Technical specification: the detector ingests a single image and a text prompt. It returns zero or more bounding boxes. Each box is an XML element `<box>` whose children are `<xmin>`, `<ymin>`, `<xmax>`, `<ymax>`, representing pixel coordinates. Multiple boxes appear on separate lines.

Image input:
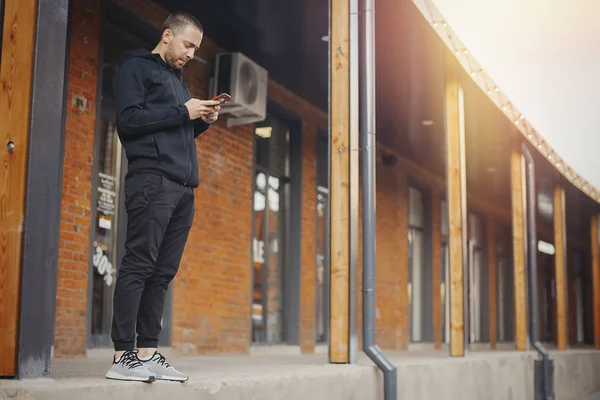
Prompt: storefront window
<box><xmin>495</xmin><ymin>226</ymin><xmax>514</xmax><ymax>343</ymax></box>
<box><xmin>89</xmin><ymin>20</ymin><xmax>137</xmax><ymax>344</ymax></box>
<box><xmin>252</xmin><ymin>115</ymin><xmax>290</xmax><ymax>344</ymax></box>
<box><xmin>408</xmin><ymin>186</ymin><xmax>425</xmax><ymax>342</ymax></box>
<box><xmin>441</xmin><ymin>200</ymin><xmax>450</xmax><ymax>344</ymax></box>
<box><xmin>497</xmin><ymin>256</ymin><xmax>511</xmax><ymax>342</ymax></box>
<box><xmin>91</xmin><ymin>118</ymin><xmax>123</xmax><ymax>337</ymax></box>
<box><xmin>468</xmin><ymin>213</ymin><xmax>486</xmax><ymax>343</ymax></box>
<box><xmin>538</xmin><ymin>251</ymin><xmax>556</xmax><ymax>343</ymax></box>
<box><xmin>315</xmin><ymin>134</ymin><xmax>329</xmax><ymax>343</ymax></box>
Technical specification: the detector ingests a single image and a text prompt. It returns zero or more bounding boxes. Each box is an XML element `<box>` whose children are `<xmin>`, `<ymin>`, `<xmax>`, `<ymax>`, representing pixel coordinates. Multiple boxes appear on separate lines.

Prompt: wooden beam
<box><xmin>444</xmin><ymin>70</ymin><xmax>466</xmax><ymax>357</ymax></box>
<box><xmin>554</xmin><ymin>185</ymin><xmax>568</xmax><ymax>350</ymax></box>
<box><xmin>488</xmin><ymin>217</ymin><xmax>497</xmax><ymax>349</ymax></box>
<box><xmin>511</xmin><ymin>149</ymin><xmax>528</xmax><ymax>351</ymax></box>
<box><xmin>0</xmin><ymin>0</ymin><xmax>38</xmax><ymax>377</ymax></box>
<box><xmin>432</xmin><ymin>189</ymin><xmax>442</xmax><ymax>349</ymax></box>
<box><xmin>591</xmin><ymin>214</ymin><xmax>600</xmax><ymax>349</ymax></box>
<box><xmin>329</xmin><ymin>0</ymin><xmax>350</xmax><ymax>363</ymax></box>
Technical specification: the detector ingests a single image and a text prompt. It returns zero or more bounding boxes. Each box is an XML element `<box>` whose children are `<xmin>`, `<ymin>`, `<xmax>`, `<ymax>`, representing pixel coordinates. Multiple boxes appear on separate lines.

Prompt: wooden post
<box><xmin>591</xmin><ymin>214</ymin><xmax>600</xmax><ymax>349</ymax></box>
<box><xmin>329</xmin><ymin>0</ymin><xmax>350</xmax><ymax>363</ymax></box>
<box><xmin>554</xmin><ymin>185</ymin><xmax>568</xmax><ymax>350</ymax></box>
<box><xmin>0</xmin><ymin>0</ymin><xmax>38</xmax><ymax>377</ymax></box>
<box><xmin>432</xmin><ymin>190</ymin><xmax>442</xmax><ymax>350</ymax></box>
<box><xmin>444</xmin><ymin>69</ymin><xmax>466</xmax><ymax>357</ymax></box>
<box><xmin>488</xmin><ymin>217</ymin><xmax>497</xmax><ymax>349</ymax></box>
<box><xmin>511</xmin><ymin>149</ymin><xmax>528</xmax><ymax>351</ymax></box>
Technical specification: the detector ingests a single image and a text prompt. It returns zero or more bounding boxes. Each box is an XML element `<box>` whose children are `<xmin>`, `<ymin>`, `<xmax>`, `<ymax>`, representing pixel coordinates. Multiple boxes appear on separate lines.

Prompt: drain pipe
<box><xmin>521</xmin><ymin>143</ymin><xmax>553</xmax><ymax>400</ymax></box>
<box><xmin>359</xmin><ymin>0</ymin><xmax>397</xmax><ymax>398</ymax></box>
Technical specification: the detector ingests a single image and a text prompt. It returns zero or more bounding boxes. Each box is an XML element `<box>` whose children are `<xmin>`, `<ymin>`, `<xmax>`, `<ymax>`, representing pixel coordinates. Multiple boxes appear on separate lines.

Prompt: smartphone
<box><xmin>212</xmin><ymin>93</ymin><xmax>232</xmax><ymax>105</ymax></box>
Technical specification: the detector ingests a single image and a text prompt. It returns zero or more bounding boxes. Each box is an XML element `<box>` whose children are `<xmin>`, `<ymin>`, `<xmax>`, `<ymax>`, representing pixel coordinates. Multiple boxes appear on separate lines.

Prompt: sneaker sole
<box><xmin>154</xmin><ymin>374</ymin><xmax>189</xmax><ymax>382</ymax></box>
<box><xmin>105</xmin><ymin>371</ymin><xmax>156</xmax><ymax>383</ymax></box>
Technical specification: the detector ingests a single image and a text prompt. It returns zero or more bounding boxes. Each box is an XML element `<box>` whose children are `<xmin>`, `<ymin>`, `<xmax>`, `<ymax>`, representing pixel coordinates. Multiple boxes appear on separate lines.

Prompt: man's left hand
<box><xmin>201</xmin><ymin>105</ymin><xmax>220</xmax><ymax>124</ymax></box>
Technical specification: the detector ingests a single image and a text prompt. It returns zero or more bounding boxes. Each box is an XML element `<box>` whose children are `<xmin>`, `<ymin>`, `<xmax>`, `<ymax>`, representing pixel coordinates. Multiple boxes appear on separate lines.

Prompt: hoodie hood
<box><xmin>118</xmin><ymin>48</ymin><xmax>170</xmax><ymax>69</ymax></box>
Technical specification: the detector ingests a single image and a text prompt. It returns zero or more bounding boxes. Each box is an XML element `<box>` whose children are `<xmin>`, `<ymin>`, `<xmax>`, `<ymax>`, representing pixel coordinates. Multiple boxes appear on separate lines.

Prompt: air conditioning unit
<box><xmin>211</xmin><ymin>52</ymin><xmax>268</xmax><ymax>127</ymax></box>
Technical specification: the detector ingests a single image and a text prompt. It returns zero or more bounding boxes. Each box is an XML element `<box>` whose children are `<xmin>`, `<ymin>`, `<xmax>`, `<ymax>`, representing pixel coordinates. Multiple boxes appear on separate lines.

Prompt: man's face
<box><xmin>163</xmin><ymin>25</ymin><xmax>202</xmax><ymax>70</ymax></box>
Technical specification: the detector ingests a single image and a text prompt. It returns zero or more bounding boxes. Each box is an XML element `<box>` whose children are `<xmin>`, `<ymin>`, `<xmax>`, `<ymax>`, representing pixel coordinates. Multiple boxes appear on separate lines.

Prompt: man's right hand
<box><xmin>185</xmin><ymin>99</ymin><xmax>220</xmax><ymax>120</ymax></box>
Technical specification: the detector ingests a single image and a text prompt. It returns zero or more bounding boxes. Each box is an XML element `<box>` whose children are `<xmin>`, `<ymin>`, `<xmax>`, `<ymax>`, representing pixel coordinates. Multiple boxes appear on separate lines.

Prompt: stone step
<box><xmin>1</xmin><ymin>349</ymin><xmax>599</xmax><ymax>400</ymax></box>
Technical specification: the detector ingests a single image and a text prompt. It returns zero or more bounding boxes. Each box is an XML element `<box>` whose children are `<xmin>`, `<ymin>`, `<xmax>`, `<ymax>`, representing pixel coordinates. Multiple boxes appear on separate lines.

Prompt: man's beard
<box><xmin>166</xmin><ymin>50</ymin><xmax>184</xmax><ymax>70</ymax></box>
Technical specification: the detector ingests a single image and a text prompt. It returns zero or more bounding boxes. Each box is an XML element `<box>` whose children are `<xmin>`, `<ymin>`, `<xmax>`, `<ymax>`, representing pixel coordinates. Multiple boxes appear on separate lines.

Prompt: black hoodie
<box><xmin>113</xmin><ymin>48</ymin><xmax>211</xmax><ymax>188</ymax></box>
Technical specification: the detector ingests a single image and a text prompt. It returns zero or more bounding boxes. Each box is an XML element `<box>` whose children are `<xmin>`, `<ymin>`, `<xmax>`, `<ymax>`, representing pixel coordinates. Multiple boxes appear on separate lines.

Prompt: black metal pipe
<box><xmin>359</xmin><ymin>0</ymin><xmax>397</xmax><ymax>398</ymax></box>
<box><xmin>521</xmin><ymin>143</ymin><xmax>552</xmax><ymax>400</ymax></box>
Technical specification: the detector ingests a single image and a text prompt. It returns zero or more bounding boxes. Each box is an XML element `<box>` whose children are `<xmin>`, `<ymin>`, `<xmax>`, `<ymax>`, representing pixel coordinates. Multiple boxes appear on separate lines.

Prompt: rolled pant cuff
<box><xmin>136</xmin><ymin>339</ymin><xmax>159</xmax><ymax>349</ymax></box>
<box><xmin>113</xmin><ymin>341</ymin><xmax>135</xmax><ymax>352</ymax></box>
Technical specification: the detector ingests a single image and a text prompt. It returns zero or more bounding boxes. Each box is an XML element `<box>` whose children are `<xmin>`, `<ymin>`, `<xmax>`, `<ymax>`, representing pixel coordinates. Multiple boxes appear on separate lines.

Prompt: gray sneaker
<box><xmin>140</xmin><ymin>352</ymin><xmax>188</xmax><ymax>382</ymax></box>
<box><xmin>105</xmin><ymin>350</ymin><xmax>156</xmax><ymax>382</ymax></box>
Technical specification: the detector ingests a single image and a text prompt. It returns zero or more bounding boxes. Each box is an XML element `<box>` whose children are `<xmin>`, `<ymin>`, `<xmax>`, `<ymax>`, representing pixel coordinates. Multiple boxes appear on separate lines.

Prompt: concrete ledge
<box><xmin>1</xmin><ymin>349</ymin><xmax>599</xmax><ymax>400</ymax></box>
<box><xmin>553</xmin><ymin>350</ymin><xmax>600</xmax><ymax>400</ymax></box>
<box><xmin>0</xmin><ymin>365</ymin><xmax>377</xmax><ymax>400</ymax></box>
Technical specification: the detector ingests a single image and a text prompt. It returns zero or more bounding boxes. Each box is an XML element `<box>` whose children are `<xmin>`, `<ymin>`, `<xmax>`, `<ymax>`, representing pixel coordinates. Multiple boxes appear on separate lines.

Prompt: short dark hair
<box><xmin>163</xmin><ymin>11</ymin><xmax>204</xmax><ymax>35</ymax></box>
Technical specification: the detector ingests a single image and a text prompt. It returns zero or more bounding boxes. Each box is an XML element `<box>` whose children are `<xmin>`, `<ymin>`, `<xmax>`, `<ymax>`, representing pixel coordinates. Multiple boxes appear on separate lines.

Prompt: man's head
<box><xmin>158</xmin><ymin>12</ymin><xmax>204</xmax><ymax>70</ymax></box>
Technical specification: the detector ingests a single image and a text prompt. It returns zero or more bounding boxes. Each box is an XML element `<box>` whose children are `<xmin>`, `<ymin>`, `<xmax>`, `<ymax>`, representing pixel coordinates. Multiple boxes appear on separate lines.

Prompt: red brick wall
<box><xmin>375</xmin><ymin>157</ymin><xmax>408</xmax><ymax>350</ymax></box>
<box><xmin>55</xmin><ymin>0</ymin><xmax>325</xmax><ymax>356</ymax></box>
<box><xmin>300</xmin><ymin>125</ymin><xmax>317</xmax><ymax>353</ymax></box>
<box><xmin>354</xmin><ymin>153</ymin><xmax>411</xmax><ymax>352</ymax></box>
<box><xmin>54</xmin><ymin>0</ymin><xmax>101</xmax><ymax>356</ymax></box>
<box><xmin>174</xmin><ymin>123</ymin><xmax>254</xmax><ymax>354</ymax></box>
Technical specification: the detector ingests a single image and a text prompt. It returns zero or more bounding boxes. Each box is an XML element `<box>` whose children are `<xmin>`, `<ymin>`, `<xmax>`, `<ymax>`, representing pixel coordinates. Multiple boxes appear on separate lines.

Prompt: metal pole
<box><xmin>521</xmin><ymin>143</ymin><xmax>553</xmax><ymax>400</ymax></box>
<box><xmin>349</xmin><ymin>0</ymin><xmax>360</xmax><ymax>365</ymax></box>
<box><xmin>359</xmin><ymin>0</ymin><xmax>397</xmax><ymax>398</ymax></box>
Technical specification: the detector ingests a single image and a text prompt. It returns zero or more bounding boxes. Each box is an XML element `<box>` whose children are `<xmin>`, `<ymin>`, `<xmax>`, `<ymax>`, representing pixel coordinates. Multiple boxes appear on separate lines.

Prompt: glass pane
<box><xmin>538</xmin><ymin>255</ymin><xmax>555</xmax><ymax>342</ymax></box>
<box><xmin>255</xmin><ymin>116</ymin><xmax>290</xmax><ymax>178</ymax></box>
<box><xmin>469</xmin><ymin>214</ymin><xmax>484</xmax><ymax>246</ymax></box>
<box><xmin>574</xmin><ymin>252</ymin><xmax>585</xmax><ymax>343</ymax></box>
<box><xmin>442</xmin><ymin>244</ymin><xmax>450</xmax><ymax>344</ymax></box>
<box><xmin>441</xmin><ymin>200</ymin><xmax>449</xmax><ymax>238</ymax></box>
<box><xmin>266</xmin><ymin>177</ymin><xmax>285</xmax><ymax>344</ymax></box>
<box><xmin>408</xmin><ymin>187</ymin><xmax>424</xmax><ymax>229</ymax></box>
<box><xmin>316</xmin><ymin>135</ymin><xmax>329</xmax><ymax>188</ymax></box>
<box><xmin>409</xmin><ymin>228</ymin><xmax>423</xmax><ymax>342</ymax></box>
<box><xmin>470</xmin><ymin>249</ymin><xmax>484</xmax><ymax>342</ymax></box>
<box><xmin>252</xmin><ymin>172</ymin><xmax>287</xmax><ymax>344</ymax></box>
<box><xmin>251</xmin><ymin>113</ymin><xmax>291</xmax><ymax>345</ymax></box>
<box><xmin>497</xmin><ymin>258</ymin><xmax>506</xmax><ymax>342</ymax></box>
<box><xmin>91</xmin><ymin>119</ymin><xmax>122</xmax><ymax>335</ymax></box>
<box><xmin>316</xmin><ymin>189</ymin><xmax>328</xmax><ymax>342</ymax></box>
<box><xmin>252</xmin><ymin>173</ymin><xmax>266</xmax><ymax>342</ymax></box>
<box><xmin>504</xmin><ymin>256</ymin><xmax>515</xmax><ymax>342</ymax></box>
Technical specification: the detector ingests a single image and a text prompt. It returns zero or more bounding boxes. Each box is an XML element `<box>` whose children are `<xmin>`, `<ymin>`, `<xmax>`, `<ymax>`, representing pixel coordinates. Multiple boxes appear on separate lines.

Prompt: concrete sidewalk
<box><xmin>3</xmin><ymin>353</ymin><xmax>377</xmax><ymax>400</ymax></box>
<box><xmin>1</xmin><ymin>349</ymin><xmax>599</xmax><ymax>400</ymax></box>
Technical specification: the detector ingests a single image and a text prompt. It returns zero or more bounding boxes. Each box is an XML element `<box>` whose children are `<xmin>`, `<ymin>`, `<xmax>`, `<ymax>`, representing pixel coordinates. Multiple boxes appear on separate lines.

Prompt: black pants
<box><xmin>111</xmin><ymin>174</ymin><xmax>194</xmax><ymax>351</ymax></box>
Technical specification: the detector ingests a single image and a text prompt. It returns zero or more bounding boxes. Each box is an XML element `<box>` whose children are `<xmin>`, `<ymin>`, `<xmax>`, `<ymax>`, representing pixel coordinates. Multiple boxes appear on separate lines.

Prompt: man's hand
<box><xmin>201</xmin><ymin>105</ymin><xmax>220</xmax><ymax>124</ymax></box>
<box><xmin>185</xmin><ymin>99</ymin><xmax>220</xmax><ymax>120</ymax></box>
